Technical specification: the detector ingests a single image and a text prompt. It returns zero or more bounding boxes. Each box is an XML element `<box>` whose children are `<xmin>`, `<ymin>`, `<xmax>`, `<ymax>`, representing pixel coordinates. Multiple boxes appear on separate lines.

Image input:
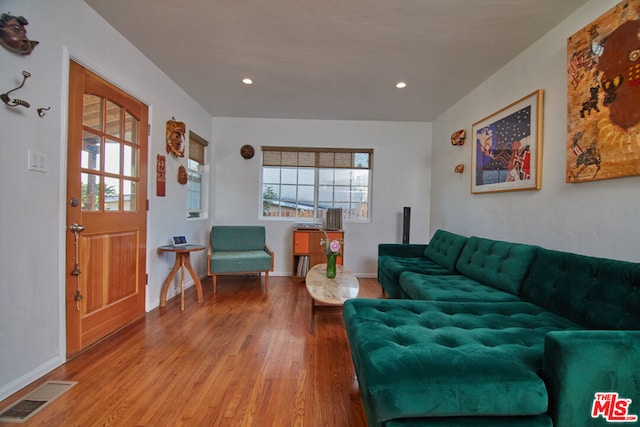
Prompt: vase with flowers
<box><xmin>320</xmin><ymin>231</ymin><xmax>343</xmax><ymax>279</ymax></box>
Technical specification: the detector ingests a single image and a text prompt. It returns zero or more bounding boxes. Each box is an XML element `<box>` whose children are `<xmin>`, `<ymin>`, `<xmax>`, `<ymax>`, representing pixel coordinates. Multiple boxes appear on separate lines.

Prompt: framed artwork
<box><xmin>567</xmin><ymin>0</ymin><xmax>640</xmax><ymax>182</ymax></box>
<box><xmin>471</xmin><ymin>90</ymin><xmax>543</xmax><ymax>194</ymax></box>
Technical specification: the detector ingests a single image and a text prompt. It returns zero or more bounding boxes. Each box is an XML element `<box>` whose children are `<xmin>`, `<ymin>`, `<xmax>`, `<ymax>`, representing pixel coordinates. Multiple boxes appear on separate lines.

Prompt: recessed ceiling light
<box><xmin>242</xmin><ymin>78</ymin><xmax>253</xmax><ymax>85</ymax></box>
<box><xmin>396</xmin><ymin>81</ymin><xmax>407</xmax><ymax>89</ymax></box>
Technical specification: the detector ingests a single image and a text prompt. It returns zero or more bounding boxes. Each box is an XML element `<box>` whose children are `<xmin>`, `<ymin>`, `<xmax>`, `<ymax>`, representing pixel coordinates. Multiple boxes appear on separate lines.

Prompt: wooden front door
<box><xmin>66</xmin><ymin>61</ymin><xmax>148</xmax><ymax>357</ymax></box>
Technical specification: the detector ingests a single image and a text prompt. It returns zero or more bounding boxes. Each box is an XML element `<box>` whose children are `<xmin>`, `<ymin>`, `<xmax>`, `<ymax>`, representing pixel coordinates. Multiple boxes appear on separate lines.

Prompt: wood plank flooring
<box><xmin>0</xmin><ymin>275</ymin><xmax>383</xmax><ymax>426</ymax></box>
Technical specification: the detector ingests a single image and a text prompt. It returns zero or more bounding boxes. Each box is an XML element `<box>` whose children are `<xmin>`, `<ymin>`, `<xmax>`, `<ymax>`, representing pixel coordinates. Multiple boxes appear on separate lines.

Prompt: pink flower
<box><xmin>329</xmin><ymin>239</ymin><xmax>341</xmax><ymax>253</ymax></box>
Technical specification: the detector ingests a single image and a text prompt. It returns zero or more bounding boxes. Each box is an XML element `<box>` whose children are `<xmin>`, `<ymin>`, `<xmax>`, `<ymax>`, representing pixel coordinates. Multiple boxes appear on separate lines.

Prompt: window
<box><xmin>261</xmin><ymin>147</ymin><xmax>372</xmax><ymax>222</ymax></box>
<box><xmin>187</xmin><ymin>131</ymin><xmax>209</xmax><ymax>218</ymax></box>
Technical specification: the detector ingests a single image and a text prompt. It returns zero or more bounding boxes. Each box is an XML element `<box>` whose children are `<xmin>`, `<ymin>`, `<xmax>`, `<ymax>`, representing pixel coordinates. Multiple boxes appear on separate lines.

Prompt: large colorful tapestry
<box><xmin>567</xmin><ymin>0</ymin><xmax>640</xmax><ymax>182</ymax></box>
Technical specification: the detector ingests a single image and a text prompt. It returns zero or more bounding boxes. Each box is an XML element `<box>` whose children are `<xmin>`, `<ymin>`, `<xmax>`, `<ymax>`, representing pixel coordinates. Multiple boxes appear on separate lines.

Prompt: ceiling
<box><xmin>84</xmin><ymin>0</ymin><xmax>589</xmax><ymax>122</ymax></box>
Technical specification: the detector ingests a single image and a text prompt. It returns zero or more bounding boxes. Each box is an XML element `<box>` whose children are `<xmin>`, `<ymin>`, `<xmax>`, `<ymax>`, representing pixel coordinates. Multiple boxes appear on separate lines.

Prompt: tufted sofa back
<box><xmin>520</xmin><ymin>248</ymin><xmax>640</xmax><ymax>330</ymax></box>
<box><xmin>455</xmin><ymin>236</ymin><xmax>539</xmax><ymax>295</ymax></box>
<box><xmin>211</xmin><ymin>225</ymin><xmax>266</xmax><ymax>252</ymax></box>
<box><xmin>422</xmin><ymin>229</ymin><xmax>468</xmax><ymax>272</ymax></box>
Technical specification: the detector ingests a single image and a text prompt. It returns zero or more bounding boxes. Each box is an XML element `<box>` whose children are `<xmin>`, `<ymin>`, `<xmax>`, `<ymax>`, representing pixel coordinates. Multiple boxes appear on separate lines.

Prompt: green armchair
<box><xmin>207</xmin><ymin>225</ymin><xmax>274</xmax><ymax>294</ymax></box>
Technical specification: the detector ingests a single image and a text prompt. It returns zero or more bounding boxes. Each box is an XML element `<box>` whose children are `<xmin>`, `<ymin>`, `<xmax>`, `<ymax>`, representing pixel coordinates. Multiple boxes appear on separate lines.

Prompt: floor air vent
<box><xmin>0</xmin><ymin>381</ymin><xmax>77</xmax><ymax>423</ymax></box>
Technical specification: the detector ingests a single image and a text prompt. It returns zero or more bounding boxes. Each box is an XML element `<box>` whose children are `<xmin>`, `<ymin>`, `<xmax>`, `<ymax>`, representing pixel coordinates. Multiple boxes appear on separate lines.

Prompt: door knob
<box><xmin>69</xmin><ymin>223</ymin><xmax>85</xmax><ymax>233</ymax></box>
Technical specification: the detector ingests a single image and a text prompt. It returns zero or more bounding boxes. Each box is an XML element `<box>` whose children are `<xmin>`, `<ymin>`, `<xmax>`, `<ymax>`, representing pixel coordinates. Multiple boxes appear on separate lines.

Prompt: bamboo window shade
<box><xmin>262</xmin><ymin>147</ymin><xmax>372</xmax><ymax>169</ymax></box>
<box><xmin>189</xmin><ymin>131</ymin><xmax>209</xmax><ymax>164</ymax></box>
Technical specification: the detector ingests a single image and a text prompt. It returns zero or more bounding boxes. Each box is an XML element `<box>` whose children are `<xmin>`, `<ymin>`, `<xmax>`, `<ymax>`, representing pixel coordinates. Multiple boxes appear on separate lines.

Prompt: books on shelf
<box><xmin>296</xmin><ymin>255</ymin><xmax>310</xmax><ymax>277</ymax></box>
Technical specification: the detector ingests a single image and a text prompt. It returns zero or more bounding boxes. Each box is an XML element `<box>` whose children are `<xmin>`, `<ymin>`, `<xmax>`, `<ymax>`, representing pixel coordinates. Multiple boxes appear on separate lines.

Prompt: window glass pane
<box><xmin>318</xmin><ymin>169</ymin><xmax>333</xmax><ymax>185</ymax></box>
<box><xmin>82</xmin><ymin>173</ymin><xmax>101</xmax><ymax>211</ymax></box>
<box><xmin>318</xmin><ymin>185</ymin><xmax>333</xmax><ymax>202</ymax></box>
<box><xmin>123</xmin><ymin>145</ymin><xmax>138</xmax><ymax>177</ymax></box>
<box><xmin>334</xmin><ymin>187</ymin><xmax>351</xmax><ymax>202</ymax></box>
<box><xmin>263</xmin><ymin>167</ymin><xmax>281</xmax><ymax>184</ymax></box>
<box><xmin>123</xmin><ymin>179</ymin><xmax>137</xmax><ymax>211</ymax></box>
<box><xmin>281</xmin><ymin>168</ymin><xmax>297</xmax><ymax>185</ymax></box>
<box><xmin>124</xmin><ymin>111</ymin><xmax>139</xmax><ymax>144</ymax></box>
<box><xmin>187</xmin><ymin>158</ymin><xmax>199</xmax><ymax>172</ymax></box>
<box><xmin>187</xmin><ymin>171</ymin><xmax>201</xmax><ymax>210</ymax></box>
<box><xmin>334</xmin><ymin>169</ymin><xmax>351</xmax><ymax>184</ymax></box>
<box><xmin>82</xmin><ymin>131</ymin><xmax>101</xmax><ymax>171</ymax></box>
<box><xmin>355</xmin><ymin>152</ymin><xmax>369</xmax><ymax>168</ymax></box>
<box><xmin>281</xmin><ymin>184</ymin><xmax>297</xmax><ymax>200</ymax></box>
<box><xmin>298</xmin><ymin>168</ymin><xmax>314</xmax><ymax>185</ymax></box>
<box><xmin>262</xmin><ymin>185</ymin><xmax>279</xmax><ymax>216</ymax></box>
<box><xmin>106</xmin><ymin>100</ymin><xmax>122</xmax><ymax>138</ymax></box>
<box><xmin>104</xmin><ymin>139</ymin><xmax>121</xmax><ymax>174</ymax></box>
<box><xmin>83</xmin><ymin>94</ymin><xmax>102</xmax><ymax>131</ymax></box>
<box><xmin>297</xmin><ymin>185</ymin><xmax>315</xmax><ymax>206</ymax></box>
<box><xmin>104</xmin><ymin>177</ymin><xmax>120</xmax><ymax>211</ymax></box>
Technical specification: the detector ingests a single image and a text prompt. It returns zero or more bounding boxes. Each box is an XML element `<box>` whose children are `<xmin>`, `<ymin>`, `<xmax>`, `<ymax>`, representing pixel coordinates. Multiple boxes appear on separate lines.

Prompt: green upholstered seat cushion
<box><xmin>211</xmin><ymin>225</ymin><xmax>266</xmax><ymax>251</ymax></box>
<box><xmin>398</xmin><ymin>271</ymin><xmax>520</xmax><ymax>302</ymax></box>
<box><xmin>210</xmin><ymin>250</ymin><xmax>272</xmax><ymax>273</ymax></box>
<box><xmin>343</xmin><ymin>299</ymin><xmax>582</xmax><ymax>422</ymax></box>
<box><xmin>378</xmin><ymin>256</ymin><xmax>457</xmax><ymax>298</ymax></box>
<box><xmin>384</xmin><ymin>414</ymin><xmax>552</xmax><ymax>427</ymax></box>
<box><xmin>520</xmin><ymin>248</ymin><xmax>640</xmax><ymax>329</ymax></box>
<box><xmin>422</xmin><ymin>229</ymin><xmax>468</xmax><ymax>271</ymax></box>
<box><xmin>455</xmin><ymin>236</ymin><xmax>538</xmax><ymax>295</ymax></box>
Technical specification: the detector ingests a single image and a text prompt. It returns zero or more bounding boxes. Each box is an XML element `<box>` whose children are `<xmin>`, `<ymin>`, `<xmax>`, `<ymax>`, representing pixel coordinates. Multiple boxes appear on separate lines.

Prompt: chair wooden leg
<box><xmin>213</xmin><ymin>275</ymin><xmax>217</xmax><ymax>294</ymax></box>
<box><xmin>265</xmin><ymin>271</ymin><xmax>269</xmax><ymax>291</ymax></box>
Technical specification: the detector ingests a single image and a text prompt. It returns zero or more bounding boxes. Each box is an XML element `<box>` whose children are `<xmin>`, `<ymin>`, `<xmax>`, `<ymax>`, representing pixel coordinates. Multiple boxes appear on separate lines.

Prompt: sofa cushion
<box><xmin>210</xmin><ymin>250</ymin><xmax>272</xmax><ymax>273</ymax></box>
<box><xmin>379</xmin><ymin>256</ymin><xmax>455</xmax><ymax>283</ymax></box>
<box><xmin>422</xmin><ymin>229</ymin><xmax>468</xmax><ymax>272</ymax></box>
<box><xmin>211</xmin><ymin>225</ymin><xmax>266</xmax><ymax>251</ymax></box>
<box><xmin>520</xmin><ymin>248</ymin><xmax>640</xmax><ymax>329</ymax></box>
<box><xmin>398</xmin><ymin>271</ymin><xmax>520</xmax><ymax>302</ymax></box>
<box><xmin>343</xmin><ymin>299</ymin><xmax>582</xmax><ymax>422</ymax></box>
<box><xmin>455</xmin><ymin>236</ymin><xmax>538</xmax><ymax>295</ymax></box>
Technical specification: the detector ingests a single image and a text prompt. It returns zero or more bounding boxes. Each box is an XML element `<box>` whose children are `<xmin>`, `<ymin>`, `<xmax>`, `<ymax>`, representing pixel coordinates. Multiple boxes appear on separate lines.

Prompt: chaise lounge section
<box><xmin>344</xmin><ymin>230</ymin><xmax>640</xmax><ymax>426</ymax></box>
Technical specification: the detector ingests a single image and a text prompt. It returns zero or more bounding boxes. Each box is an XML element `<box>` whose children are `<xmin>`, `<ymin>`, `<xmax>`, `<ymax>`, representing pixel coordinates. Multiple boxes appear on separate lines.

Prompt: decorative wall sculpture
<box><xmin>0</xmin><ymin>13</ymin><xmax>39</xmax><ymax>55</ymax></box>
<box><xmin>166</xmin><ymin>119</ymin><xmax>186</xmax><ymax>158</ymax></box>
<box><xmin>567</xmin><ymin>0</ymin><xmax>640</xmax><ymax>182</ymax></box>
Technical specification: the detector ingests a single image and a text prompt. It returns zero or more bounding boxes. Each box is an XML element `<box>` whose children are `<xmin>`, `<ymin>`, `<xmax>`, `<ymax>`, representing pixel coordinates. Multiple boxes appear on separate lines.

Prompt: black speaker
<box><xmin>402</xmin><ymin>207</ymin><xmax>411</xmax><ymax>244</ymax></box>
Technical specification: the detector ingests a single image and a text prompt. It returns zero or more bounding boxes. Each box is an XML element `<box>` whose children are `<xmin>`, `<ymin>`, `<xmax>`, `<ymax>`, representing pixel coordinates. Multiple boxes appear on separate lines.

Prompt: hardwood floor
<box><xmin>0</xmin><ymin>275</ymin><xmax>383</xmax><ymax>426</ymax></box>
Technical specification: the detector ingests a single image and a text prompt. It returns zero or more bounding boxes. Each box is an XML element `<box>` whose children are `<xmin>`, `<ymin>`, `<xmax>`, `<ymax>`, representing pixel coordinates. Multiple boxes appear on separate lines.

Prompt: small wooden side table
<box><xmin>159</xmin><ymin>244</ymin><xmax>206</xmax><ymax>311</ymax></box>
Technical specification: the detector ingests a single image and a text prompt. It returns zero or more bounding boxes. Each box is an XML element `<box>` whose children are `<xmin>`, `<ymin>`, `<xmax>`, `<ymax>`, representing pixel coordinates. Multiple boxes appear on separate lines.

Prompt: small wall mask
<box><xmin>0</xmin><ymin>13</ymin><xmax>39</xmax><ymax>55</ymax></box>
<box><xmin>450</xmin><ymin>129</ymin><xmax>466</xmax><ymax>146</ymax></box>
<box><xmin>166</xmin><ymin>119</ymin><xmax>186</xmax><ymax>158</ymax></box>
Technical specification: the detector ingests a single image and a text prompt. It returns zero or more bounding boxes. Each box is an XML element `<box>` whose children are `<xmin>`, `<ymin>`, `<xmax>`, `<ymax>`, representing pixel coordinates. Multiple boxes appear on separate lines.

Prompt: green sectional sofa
<box><xmin>344</xmin><ymin>230</ymin><xmax>640</xmax><ymax>426</ymax></box>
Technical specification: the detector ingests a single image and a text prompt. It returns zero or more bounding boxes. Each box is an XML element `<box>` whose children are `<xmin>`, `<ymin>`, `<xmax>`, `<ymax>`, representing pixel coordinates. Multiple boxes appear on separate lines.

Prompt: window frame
<box><xmin>187</xmin><ymin>131</ymin><xmax>209</xmax><ymax>219</ymax></box>
<box><xmin>260</xmin><ymin>146</ymin><xmax>373</xmax><ymax>223</ymax></box>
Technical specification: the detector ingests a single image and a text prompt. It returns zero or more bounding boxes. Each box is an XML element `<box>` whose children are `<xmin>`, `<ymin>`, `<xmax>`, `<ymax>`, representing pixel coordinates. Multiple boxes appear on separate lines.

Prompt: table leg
<box><xmin>182</xmin><ymin>253</ymin><xmax>204</xmax><ymax>304</ymax></box>
<box><xmin>310</xmin><ymin>298</ymin><xmax>316</xmax><ymax>335</ymax></box>
<box><xmin>180</xmin><ymin>255</ymin><xmax>185</xmax><ymax>311</ymax></box>
<box><xmin>160</xmin><ymin>255</ymin><xmax>182</xmax><ymax>307</ymax></box>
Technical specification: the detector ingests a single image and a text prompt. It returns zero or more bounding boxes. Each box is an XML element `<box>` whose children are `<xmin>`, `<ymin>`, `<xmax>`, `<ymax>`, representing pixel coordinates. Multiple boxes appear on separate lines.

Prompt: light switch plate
<box><xmin>28</xmin><ymin>150</ymin><xmax>47</xmax><ymax>172</ymax></box>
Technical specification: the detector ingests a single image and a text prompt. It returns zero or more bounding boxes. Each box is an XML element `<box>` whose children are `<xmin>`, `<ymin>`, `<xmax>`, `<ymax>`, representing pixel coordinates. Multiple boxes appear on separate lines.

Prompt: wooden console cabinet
<box><xmin>292</xmin><ymin>228</ymin><xmax>344</xmax><ymax>279</ymax></box>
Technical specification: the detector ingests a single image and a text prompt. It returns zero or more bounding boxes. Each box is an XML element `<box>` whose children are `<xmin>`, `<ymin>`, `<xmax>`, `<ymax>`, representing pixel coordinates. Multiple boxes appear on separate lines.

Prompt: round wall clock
<box><xmin>240</xmin><ymin>144</ymin><xmax>255</xmax><ymax>159</ymax></box>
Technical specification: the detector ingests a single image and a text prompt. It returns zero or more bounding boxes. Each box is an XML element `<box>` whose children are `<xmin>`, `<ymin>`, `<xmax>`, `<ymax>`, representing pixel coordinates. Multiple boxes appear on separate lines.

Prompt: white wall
<box><xmin>431</xmin><ymin>0</ymin><xmax>640</xmax><ymax>262</ymax></box>
<box><xmin>0</xmin><ymin>0</ymin><xmax>212</xmax><ymax>400</ymax></box>
<box><xmin>211</xmin><ymin>118</ymin><xmax>431</xmax><ymax>276</ymax></box>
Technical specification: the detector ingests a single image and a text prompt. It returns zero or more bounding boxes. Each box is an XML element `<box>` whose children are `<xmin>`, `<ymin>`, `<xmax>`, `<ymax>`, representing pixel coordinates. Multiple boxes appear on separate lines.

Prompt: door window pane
<box><xmin>83</xmin><ymin>94</ymin><xmax>102</xmax><ymax>131</ymax></box>
<box><xmin>124</xmin><ymin>111</ymin><xmax>139</xmax><ymax>144</ymax></box>
<box><xmin>82</xmin><ymin>173</ymin><xmax>101</xmax><ymax>211</ymax></box>
<box><xmin>82</xmin><ymin>131</ymin><xmax>101</xmax><ymax>171</ymax></box>
<box><xmin>106</xmin><ymin>100</ymin><xmax>122</xmax><ymax>138</ymax></box>
<box><xmin>104</xmin><ymin>139</ymin><xmax>121</xmax><ymax>175</ymax></box>
<box><xmin>104</xmin><ymin>177</ymin><xmax>120</xmax><ymax>211</ymax></box>
<box><xmin>123</xmin><ymin>145</ymin><xmax>138</xmax><ymax>177</ymax></box>
<box><xmin>123</xmin><ymin>180</ymin><xmax>137</xmax><ymax>211</ymax></box>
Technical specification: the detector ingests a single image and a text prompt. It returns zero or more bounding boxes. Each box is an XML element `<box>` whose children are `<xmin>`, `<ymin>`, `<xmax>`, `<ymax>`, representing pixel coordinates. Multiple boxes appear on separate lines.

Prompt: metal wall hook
<box><xmin>1</xmin><ymin>70</ymin><xmax>31</xmax><ymax>108</ymax></box>
<box><xmin>37</xmin><ymin>106</ymin><xmax>50</xmax><ymax>117</ymax></box>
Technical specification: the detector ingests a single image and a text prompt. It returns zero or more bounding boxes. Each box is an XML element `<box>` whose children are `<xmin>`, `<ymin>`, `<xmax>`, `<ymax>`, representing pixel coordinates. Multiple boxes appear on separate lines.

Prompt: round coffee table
<box><xmin>305</xmin><ymin>263</ymin><xmax>359</xmax><ymax>334</ymax></box>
